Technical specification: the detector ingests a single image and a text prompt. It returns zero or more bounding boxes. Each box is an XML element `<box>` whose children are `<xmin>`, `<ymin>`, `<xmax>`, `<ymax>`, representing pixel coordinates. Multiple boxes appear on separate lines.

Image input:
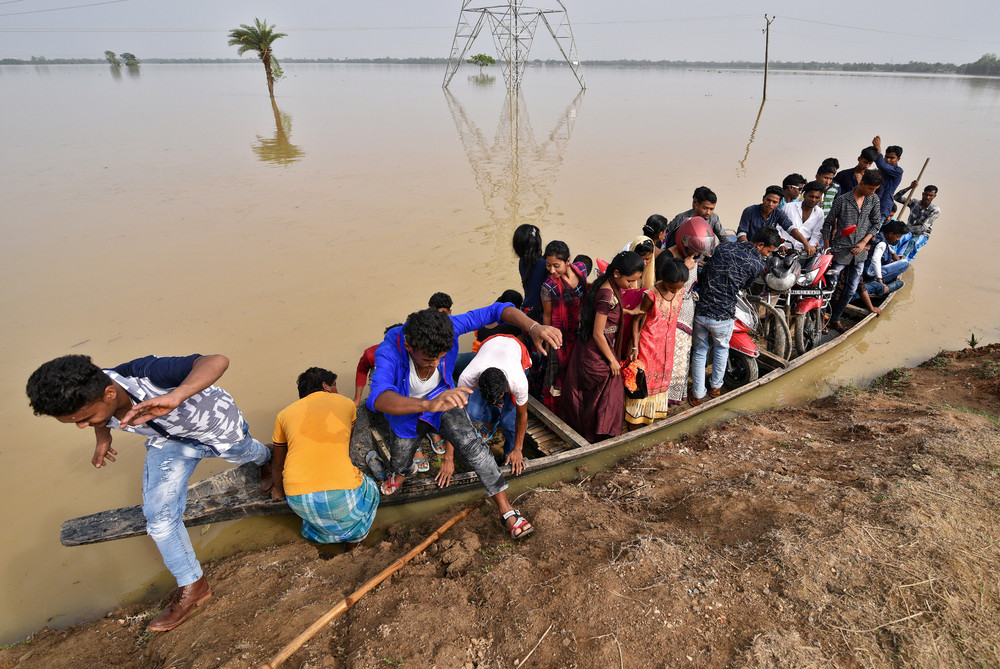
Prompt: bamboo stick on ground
<box><xmin>261</xmin><ymin>504</ymin><xmax>477</xmax><ymax>669</ymax></box>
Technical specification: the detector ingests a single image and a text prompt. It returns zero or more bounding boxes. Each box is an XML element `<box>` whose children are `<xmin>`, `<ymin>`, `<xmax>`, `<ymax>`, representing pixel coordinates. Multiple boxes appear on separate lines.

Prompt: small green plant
<box><xmin>835</xmin><ymin>383</ymin><xmax>864</xmax><ymax>398</ymax></box>
<box><xmin>869</xmin><ymin>368</ymin><xmax>912</xmax><ymax>394</ymax></box>
<box><xmin>967</xmin><ymin>332</ymin><xmax>980</xmax><ymax>348</ymax></box>
<box><xmin>381</xmin><ymin>657</ymin><xmax>404</xmax><ymax>667</ymax></box>
<box><xmin>976</xmin><ymin>360</ymin><xmax>1000</xmax><ymax>379</ymax></box>
<box><xmin>921</xmin><ymin>351</ymin><xmax>951</xmax><ymax>368</ymax></box>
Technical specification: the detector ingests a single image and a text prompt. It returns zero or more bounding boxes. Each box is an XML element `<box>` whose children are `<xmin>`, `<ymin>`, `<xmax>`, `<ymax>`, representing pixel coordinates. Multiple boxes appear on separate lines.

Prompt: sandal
<box><xmin>501</xmin><ymin>509</ymin><xmax>534</xmax><ymax>540</ymax></box>
<box><xmin>380</xmin><ymin>473</ymin><xmax>404</xmax><ymax>496</ymax></box>
<box><xmin>428</xmin><ymin>434</ymin><xmax>446</xmax><ymax>456</ymax></box>
<box><xmin>413</xmin><ymin>451</ymin><xmax>430</xmax><ymax>473</ymax></box>
<box><xmin>479</xmin><ymin>423</ymin><xmax>498</xmax><ymax>442</ymax></box>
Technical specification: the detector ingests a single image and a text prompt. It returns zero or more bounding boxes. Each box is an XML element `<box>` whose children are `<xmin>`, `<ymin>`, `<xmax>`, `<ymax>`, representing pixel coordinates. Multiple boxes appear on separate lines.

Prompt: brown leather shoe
<box><xmin>688</xmin><ymin>395</ymin><xmax>703</xmax><ymax>407</ymax></box>
<box><xmin>708</xmin><ymin>387</ymin><xmax>722</xmax><ymax>398</ymax></box>
<box><xmin>147</xmin><ymin>576</ymin><xmax>211</xmax><ymax>632</ymax></box>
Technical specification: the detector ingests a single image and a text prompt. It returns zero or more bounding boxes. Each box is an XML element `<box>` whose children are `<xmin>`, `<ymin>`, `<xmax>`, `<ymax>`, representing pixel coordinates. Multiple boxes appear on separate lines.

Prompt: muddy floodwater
<box><xmin>1</xmin><ymin>62</ymin><xmax>998</xmax><ymax>643</ymax></box>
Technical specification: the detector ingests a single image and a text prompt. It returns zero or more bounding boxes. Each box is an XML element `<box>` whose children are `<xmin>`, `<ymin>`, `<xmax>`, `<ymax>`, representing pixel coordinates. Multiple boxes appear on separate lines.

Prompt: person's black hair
<box><xmin>860</xmin><ymin>147</ymin><xmax>879</xmax><ymax>163</ymax></box>
<box><xmin>26</xmin><ymin>355</ymin><xmax>111</xmax><ymax>416</ymax></box>
<box><xmin>497</xmin><ymin>289</ymin><xmax>523</xmax><ymax>309</ymax></box>
<box><xmin>633</xmin><ymin>240</ymin><xmax>654</xmax><ymax>257</ymax></box>
<box><xmin>512</xmin><ymin>223</ymin><xmax>542</xmax><ymax>269</ymax></box>
<box><xmin>882</xmin><ymin>220</ymin><xmax>907</xmax><ymax>236</ymax></box>
<box><xmin>822</xmin><ymin>157</ymin><xmax>840</xmax><ymax>171</ymax></box>
<box><xmin>428</xmin><ymin>292</ymin><xmax>453</xmax><ymax>311</ymax></box>
<box><xmin>692</xmin><ymin>186</ymin><xmax>717</xmax><ymax>204</ymax></box>
<box><xmin>764</xmin><ymin>185</ymin><xmax>784</xmax><ymax>200</ymax></box>
<box><xmin>782</xmin><ymin>173</ymin><xmax>807</xmax><ymax>189</ymax></box>
<box><xmin>816</xmin><ymin>162</ymin><xmax>837</xmax><ymax>177</ymax></box>
<box><xmin>642</xmin><ymin>214</ymin><xmax>668</xmax><ymax>238</ymax></box>
<box><xmin>654</xmin><ymin>253</ymin><xmax>689</xmax><ymax>284</ymax></box>
<box><xmin>384</xmin><ymin>322</ymin><xmax>404</xmax><ymax>335</ymax></box>
<box><xmin>578</xmin><ymin>251</ymin><xmax>644</xmax><ymax>344</ymax></box>
<box><xmin>890</xmin><ymin>203</ymin><xmax>898</xmax><ymax>214</ymax></box>
<box><xmin>861</xmin><ymin>169</ymin><xmax>884</xmax><ymax>187</ymax></box>
<box><xmin>802</xmin><ymin>180</ymin><xmax>825</xmax><ymax>196</ymax></box>
<box><xmin>573</xmin><ymin>254</ymin><xmax>593</xmax><ymax>277</ymax></box>
<box><xmin>751</xmin><ymin>227</ymin><xmax>782</xmax><ymax>248</ymax></box>
<box><xmin>403</xmin><ymin>309</ymin><xmax>454</xmax><ymax>356</ymax></box>
<box><xmin>296</xmin><ymin>367</ymin><xmax>337</xmax><ymax>398</ymax></box>
<box><xmin>478</xmin><ymin>367</ymin><xmax>508</xmax><ymax>406</ymax></box>
<box><xmin>543</xmin><ymin>240</ymin><xmax>570</xmax><ymax>262</ymax></box>
<box><xmin>886</xmin><ymin>145</ymin><xmax>903</xmax><ymax>158</ymax></box>
<box><xmin>924</xmin><ymin>184</ymin><xmax>938</xmax><ymax>194</ymax></box>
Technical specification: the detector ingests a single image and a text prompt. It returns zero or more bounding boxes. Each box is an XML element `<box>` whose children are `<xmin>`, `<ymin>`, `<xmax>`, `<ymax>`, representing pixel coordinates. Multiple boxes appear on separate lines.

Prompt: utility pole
<box><xmin>762</xmin><ymin>14</ymin><xmax>775</xmax><ymax>101</ymax></box>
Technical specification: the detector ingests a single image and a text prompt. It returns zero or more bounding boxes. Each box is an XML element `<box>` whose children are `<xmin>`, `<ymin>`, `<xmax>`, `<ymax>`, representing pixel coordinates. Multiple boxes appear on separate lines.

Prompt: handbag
<box><xmin>622</xmin><ymin>360</ymin><xmax>648</xmax><ymax>400</ymax></box>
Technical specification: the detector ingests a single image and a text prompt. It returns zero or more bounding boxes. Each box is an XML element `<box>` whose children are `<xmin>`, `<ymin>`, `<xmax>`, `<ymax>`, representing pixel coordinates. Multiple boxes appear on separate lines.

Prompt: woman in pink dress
<box><xmin>625</xmin><ymin>255</ymin><xmax>690</xmax><ymax>426</ymax></box>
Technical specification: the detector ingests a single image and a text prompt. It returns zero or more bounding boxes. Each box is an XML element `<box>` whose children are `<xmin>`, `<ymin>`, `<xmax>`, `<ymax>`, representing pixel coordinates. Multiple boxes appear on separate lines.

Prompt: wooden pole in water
<box><xmin>762</xmin><ymin>14</ymin><xmax>775</xmax><ymax>101</ymax></box>
<box><xmin>260</xmin><ymin>504</ymin><xmax>477</xmax><ymax>669</ymax></box>
<box><xmin>894</xmin><ymin>157</ymin><xmax>930</xmax><ymax>222</ymax></box>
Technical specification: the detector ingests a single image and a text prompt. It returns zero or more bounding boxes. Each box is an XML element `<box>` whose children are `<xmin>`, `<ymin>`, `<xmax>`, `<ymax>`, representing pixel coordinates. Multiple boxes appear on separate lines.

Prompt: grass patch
<box><xmin>937</xmin><ymin>403</ymin><xmax>1000</xmax><ymax>424</ymax></box>
<box><xmin>835</xmin><ymin>384</ymin><xmax>864</xmax><ymax>398</ymax></box>
<box><xmin>869</xmin><ymin>368</ymin><xmax>912</xmax><ymax>395</ymax></box>
<box><xmin>920</xmin><ymin>351</ymin><xmax>951</xmax><ymax>368</ymax></box>
<box><xmin>975</xmin><ymin>360</ymin><xmax>1000</xmax><ymax>379</ymax></box>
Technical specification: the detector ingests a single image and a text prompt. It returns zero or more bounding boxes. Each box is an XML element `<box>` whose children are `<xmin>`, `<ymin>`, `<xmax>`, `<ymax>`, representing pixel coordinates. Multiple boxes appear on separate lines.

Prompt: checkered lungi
<box><xmin>285</xmin><ymin>474</ymin><xmax>380</xmax><ymax>544</ymax></box>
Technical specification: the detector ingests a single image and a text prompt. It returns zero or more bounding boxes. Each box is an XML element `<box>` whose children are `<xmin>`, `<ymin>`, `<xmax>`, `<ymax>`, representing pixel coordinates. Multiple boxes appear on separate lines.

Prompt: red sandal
<box><xmin>501</xmin><ymin>509</ymin><xmax>534</xmax><ymax>540</ymax></box>
<box><xmin>380</xmin><ymin>473</ymin><xmax>404</xmax><ymax>496</ymax></box>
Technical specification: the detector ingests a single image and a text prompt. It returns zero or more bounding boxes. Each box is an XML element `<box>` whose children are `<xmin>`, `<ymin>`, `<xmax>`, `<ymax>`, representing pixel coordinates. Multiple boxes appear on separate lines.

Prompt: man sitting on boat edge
<box><xmin>364</xmin><ymin>305</ymin><xmax>561</xmax><ymax>539</ymax></box>
<box><xmin>25</xmin><ymin>354</ymin><xmax>272</xmax><ymax>633</ymax></box>
<box><xmin>270</xmin><ymin>367</ymin><xmax>379</xmax><ymax>558</ymax></box>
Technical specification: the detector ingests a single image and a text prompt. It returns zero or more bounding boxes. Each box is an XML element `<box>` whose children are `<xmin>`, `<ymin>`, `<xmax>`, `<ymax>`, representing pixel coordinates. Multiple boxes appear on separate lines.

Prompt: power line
<box><xmin>782</xmin><ymin>16</ymin><xmax>1000</xmax><ymax>47</ymax></box>
<box><xmin>0</xmin><ymin>0</ymin><xmax>130</xmax><ymax>17</ymax></box>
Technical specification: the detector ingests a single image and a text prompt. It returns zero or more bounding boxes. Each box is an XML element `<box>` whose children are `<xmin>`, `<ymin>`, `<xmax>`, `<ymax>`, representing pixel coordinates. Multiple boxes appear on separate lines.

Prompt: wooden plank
<box><xmin>757</xmin><ymin>349</ymin><xmax>788</xmax><ymax>369</ymax></box>
<box><xmin>526</xmin><ymin>395</ymin><xmax>589</xmax><ymax>448</ymax></box>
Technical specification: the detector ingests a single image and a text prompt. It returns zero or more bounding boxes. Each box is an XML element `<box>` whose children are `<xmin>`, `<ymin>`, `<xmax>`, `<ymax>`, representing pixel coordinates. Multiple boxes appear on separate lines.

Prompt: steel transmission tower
<box><xmin>443</xmin><ymin>0</ymin><xmax>585</xmax><ymax>91</ymax></box>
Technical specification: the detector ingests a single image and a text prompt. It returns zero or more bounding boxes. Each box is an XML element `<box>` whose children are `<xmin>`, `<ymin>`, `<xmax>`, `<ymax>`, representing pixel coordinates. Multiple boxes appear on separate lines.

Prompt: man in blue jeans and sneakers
<box><xmin>26</xmin><ymin>353</ymin><xmax>271</xmax><ymax>632</ymax></box>
<box><xmin>689</xmin><ymin>227</ymin><xmax>779</xmax><ymax>406</ymax></box>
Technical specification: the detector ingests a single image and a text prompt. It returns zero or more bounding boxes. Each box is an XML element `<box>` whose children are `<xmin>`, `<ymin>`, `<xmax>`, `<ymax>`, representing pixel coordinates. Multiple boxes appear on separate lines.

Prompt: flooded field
<box><xmin>1</xmin><ymin>62</ymin><xmax>998</xmax><ymax>642</ymax></box>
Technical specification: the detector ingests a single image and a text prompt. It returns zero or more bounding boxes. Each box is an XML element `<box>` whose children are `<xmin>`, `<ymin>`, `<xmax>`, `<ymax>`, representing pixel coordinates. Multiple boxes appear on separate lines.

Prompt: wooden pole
<box><xmin>260</xmin><ymin>504</ymin><xmax>477</xmax><ymax>669</ymax></box>
<box><xmin>894</xmin><ymin>157</ymin><xmax>930</xmax><ymax>221</ymax></box>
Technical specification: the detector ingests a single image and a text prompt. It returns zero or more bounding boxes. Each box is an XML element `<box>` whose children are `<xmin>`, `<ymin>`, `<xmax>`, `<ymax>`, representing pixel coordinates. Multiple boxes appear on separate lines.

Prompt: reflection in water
<box><xmin>125</xmin><ymin>64</ymin><xmax>140</xmax><ymax>78</ymax></box>
<box><xmin>444</xmin><ymin>87</ymin><xmax>583</xmax><ymax>230</ymax></box>
<box><xmin>253</xmin><ymin>99</ymin><xmax>304</xmax><ymax>165</ymax></box>
<box><xmin>109</xmin><ymin>64</ymin><xmax>122</xmax><ymax>81</ymax></box>
<box><xmin>469</xmin><ymin>73</ymin><xmax>496</xmax><ymax>87</ymax></box>
<box><xmin>738</xmin><ymin>99</ymin><xmax>766</xmax><ymax>175</ymax></box>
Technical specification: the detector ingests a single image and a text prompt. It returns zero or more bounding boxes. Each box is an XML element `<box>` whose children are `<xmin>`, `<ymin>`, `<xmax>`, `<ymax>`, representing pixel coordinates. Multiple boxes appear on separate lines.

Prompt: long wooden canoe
<box><xmin>60</xmin><ymin>294</ymin><xmax>893</xmax><ymax>547</ymax></box>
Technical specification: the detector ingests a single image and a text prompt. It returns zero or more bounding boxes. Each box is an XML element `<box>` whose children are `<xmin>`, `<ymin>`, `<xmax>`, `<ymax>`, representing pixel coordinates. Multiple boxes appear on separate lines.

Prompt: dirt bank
<box><xmin>4</xmin><ymin>346</ymin><xmax>999</xmax><ymax>669</ymax></box>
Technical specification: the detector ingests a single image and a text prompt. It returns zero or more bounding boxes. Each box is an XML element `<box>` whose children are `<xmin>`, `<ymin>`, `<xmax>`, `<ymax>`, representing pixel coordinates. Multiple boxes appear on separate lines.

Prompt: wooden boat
<box><xmin>60</xmin><ymin>298</ymin><xmax>892</xmax><ymax>547</ymax></box>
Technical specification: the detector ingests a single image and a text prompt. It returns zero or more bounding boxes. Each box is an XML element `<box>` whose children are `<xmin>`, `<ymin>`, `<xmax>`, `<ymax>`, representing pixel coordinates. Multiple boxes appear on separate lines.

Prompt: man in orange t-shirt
<box><xmin>271</xmin><ymin>368</ymin><xmax>379</xmax><ymax>547</ymax></box>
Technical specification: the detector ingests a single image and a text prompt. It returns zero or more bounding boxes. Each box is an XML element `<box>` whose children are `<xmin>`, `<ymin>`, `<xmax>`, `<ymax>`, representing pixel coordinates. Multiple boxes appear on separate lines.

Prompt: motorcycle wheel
<box><xmin>756</xmin><ymin>300</ymin><xmax>792</xmax><ymax>360</ymax></box>
<box><xmin>794</xmin><ymin>308</ymin><xmax>823</xmax><ymax>356</ymax></box>
<box><xmin>723</xmin><ymin>350</ymin><xmax>759</xmax><ymax>390</ymax></box>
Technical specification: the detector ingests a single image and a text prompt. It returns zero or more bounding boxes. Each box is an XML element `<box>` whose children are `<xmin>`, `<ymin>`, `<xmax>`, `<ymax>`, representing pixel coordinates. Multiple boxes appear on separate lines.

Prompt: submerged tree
<box><xmin>227</xmin><ymin>18</ymin><xmax>288</xmax><ymax>99</ymax></box>
<box><xmin>104</xmin><ymin>50</ymin><xmax>120</xmax><ymax>67</ymax></box>
<box><xmin>467</xmin><ymin>53</ymin><xmax>496</xmax><ymax>73</ymax></box>
<box><xmin>120</xmin><ymin>52</ymin><xmax>139</xmax><ymax>67</ymax></box>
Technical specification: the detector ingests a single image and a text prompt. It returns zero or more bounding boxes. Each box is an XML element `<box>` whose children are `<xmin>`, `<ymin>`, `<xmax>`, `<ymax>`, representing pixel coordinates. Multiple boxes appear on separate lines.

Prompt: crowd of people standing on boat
<box><xmin>23</xmin><ymin>132</ymin><xmax>941</xmax><ymax>633</ymax></box>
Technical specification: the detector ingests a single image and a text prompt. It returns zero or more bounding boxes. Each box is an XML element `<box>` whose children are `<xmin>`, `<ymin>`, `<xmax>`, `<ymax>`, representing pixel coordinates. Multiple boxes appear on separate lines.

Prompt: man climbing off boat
<box><xmin>364</xmin><ymin>304</ymin><xmax>560</xmax><ymax>539</ymax></box>
<box><xmin>25</xmin><ymin>354</ymin><xmax>272</xmax><ymax>632</ymax></box>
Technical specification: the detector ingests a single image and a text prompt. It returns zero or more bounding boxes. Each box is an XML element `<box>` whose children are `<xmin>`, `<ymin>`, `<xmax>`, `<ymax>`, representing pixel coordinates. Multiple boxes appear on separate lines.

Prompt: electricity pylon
<box><xmin>443</xmin><ymin>0</ymin><xmax>585</xmax><ymax>91</ymax></box>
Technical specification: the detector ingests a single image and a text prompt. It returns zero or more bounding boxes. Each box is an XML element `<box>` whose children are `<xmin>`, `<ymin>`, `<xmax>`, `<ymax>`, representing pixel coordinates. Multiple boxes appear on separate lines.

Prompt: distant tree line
<box><xmin>3</xmin><ymin>53</ymin><xmax>998</xmax><ymax>76</ymax></box>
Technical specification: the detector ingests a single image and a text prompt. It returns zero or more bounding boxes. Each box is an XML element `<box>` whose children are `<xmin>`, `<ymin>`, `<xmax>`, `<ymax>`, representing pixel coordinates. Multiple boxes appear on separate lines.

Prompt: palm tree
<box><xmin>227</xmin><ymin>18</ymin><xmax>287</xmax><ymax>99</ymax></box>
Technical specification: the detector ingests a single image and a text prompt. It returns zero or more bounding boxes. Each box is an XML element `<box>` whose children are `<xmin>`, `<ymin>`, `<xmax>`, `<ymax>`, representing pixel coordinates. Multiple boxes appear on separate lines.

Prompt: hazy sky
<box><xmin>2</xmin><ymin>0</ymin><xmax>998</xmax><ymax>64</ymax></box>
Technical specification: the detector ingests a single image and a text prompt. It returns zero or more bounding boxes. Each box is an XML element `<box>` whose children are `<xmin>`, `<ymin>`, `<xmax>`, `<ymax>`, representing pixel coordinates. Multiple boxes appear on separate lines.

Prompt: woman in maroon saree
<box><xmin>558</xmin><ymin>251</ymin><xmax>646</xmax><ymax>444</ymax></box>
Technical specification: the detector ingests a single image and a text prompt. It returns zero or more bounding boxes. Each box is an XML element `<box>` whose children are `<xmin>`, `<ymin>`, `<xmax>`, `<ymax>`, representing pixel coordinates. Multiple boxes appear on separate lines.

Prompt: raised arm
<box><xmin>499</xmin><ymin>305</ymin><xmax>562</xmax><ymax>353</ymax></box>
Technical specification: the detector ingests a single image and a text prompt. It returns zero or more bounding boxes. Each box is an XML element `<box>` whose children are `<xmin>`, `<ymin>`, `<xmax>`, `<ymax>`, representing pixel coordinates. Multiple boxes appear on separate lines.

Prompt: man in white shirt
<box><xmin>779</xmin><ymin>180</ymin><xmax>826</xmax><ymax>254</ymax></box>
<box><xmin>457</xmin><ymin>335</ymin><xmax>531</xmax><ymax>477</ymax></box>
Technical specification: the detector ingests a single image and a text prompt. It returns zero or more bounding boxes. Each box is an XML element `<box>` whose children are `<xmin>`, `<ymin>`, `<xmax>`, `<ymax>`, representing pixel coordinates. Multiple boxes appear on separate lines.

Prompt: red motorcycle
<box><xmin>723</xmin><ymin>290</ymin><xmax>790</xmax><ymax>389</ymax></box>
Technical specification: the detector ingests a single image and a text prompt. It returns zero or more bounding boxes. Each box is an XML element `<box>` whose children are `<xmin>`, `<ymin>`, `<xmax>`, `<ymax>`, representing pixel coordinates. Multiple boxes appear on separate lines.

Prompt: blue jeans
<box><xmin>143</xmin><ymin>431</ymin><xmax>270</xmax><ymax>587</ymax></box>
<box><xmin>863</xmin><ymin>279</ymin><xmax>904</xmax><ymax>297</ymax></box>
<box><xmin>690</xmin><ymin>314</ymin><xmax>735</xmax><ymax>399</ymax></box>
<box><xmin>465</xmin><ymin>389</ymin><xmax>516</xmax><ymax>456</ymax></box>
<box><xmin>894</xmin><ymin>233</ymin><xmax>928</xmax><ymax>260</ymax></box>
<box><xmin>827</xmin><ymin>260</ymin><xmax>864</xmax><ymax>324</ymax></box>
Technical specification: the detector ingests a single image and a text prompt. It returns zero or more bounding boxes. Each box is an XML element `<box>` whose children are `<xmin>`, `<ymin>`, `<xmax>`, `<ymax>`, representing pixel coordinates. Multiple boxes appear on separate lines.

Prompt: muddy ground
<box><xmin>4</xmin><ymin>346</ymin><xmax>999</xmax><ymax>669</ymax></box>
